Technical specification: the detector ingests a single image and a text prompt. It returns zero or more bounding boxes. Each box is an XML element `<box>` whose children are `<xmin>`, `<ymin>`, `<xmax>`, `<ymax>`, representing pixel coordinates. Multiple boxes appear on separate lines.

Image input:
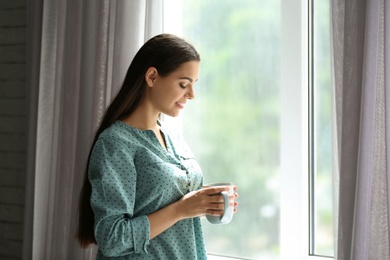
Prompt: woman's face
<box><xmin>147</xmin><ymin>61</ymin><xmax>200</xmax><ymax>117</ymax></box>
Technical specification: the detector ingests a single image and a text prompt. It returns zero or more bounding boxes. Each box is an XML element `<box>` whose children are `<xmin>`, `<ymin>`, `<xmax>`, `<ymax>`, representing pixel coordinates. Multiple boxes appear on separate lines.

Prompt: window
<box><xmin>163</xmin><ymin>0</ymin><xmax>333</xmax><ymax>259</ymax></box>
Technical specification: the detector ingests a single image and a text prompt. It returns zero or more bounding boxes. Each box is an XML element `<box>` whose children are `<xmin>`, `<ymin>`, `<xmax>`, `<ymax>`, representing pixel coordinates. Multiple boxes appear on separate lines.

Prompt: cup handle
<box><xmin>220</xmin><ymin>191</ymin><xmax>229</xmax><ymax>222</ymax></box>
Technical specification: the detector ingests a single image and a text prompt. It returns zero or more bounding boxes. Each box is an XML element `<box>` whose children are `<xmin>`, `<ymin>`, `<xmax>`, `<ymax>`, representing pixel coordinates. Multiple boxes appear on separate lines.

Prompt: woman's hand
<box><xmin>147</xmin><ymin>185</ymin><xmax>238</xmax><ymax>239</ymax></box>
<box><xmin>175</xmin><ymin>185</ymin><xmax>239</xmax><ymax>220</ymax></box>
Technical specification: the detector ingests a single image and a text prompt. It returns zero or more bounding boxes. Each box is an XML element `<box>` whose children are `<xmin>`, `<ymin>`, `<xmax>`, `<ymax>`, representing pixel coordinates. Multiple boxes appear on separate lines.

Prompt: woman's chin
<box><xmin>165</xmin><ymin>110</ymin><xmax>181</xmax><ymax>118</ymax></box>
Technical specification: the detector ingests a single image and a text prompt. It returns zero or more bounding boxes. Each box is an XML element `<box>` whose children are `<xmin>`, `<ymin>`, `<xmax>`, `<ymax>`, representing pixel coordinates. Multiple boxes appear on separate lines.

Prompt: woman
<box><xmin>76</xmin><ymin>34</ymin><xmax>238</xmax><ymax>259</ymax></box>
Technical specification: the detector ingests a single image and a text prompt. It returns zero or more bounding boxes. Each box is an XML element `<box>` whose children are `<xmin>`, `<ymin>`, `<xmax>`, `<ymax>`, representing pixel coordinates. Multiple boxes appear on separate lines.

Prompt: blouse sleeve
<box><xmin>88</xmin><ymin>137</ymin><xmax>150</xmax><ymax>257</ymax></box>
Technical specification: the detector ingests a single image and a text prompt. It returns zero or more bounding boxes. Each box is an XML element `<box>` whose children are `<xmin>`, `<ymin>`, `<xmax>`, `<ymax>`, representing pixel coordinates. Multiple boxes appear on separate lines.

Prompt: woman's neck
<box><xmin>121</xmin><ymin>106</ymin><xmax>160</xmax><ymax>131</ymax></box>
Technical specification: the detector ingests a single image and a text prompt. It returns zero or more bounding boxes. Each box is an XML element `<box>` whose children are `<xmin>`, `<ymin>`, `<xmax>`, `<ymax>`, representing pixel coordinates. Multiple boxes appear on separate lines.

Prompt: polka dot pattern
<box><xmin>89</xmin><ymin>121</ymin><xmax>207</xmax><ymax>259</ymax></box>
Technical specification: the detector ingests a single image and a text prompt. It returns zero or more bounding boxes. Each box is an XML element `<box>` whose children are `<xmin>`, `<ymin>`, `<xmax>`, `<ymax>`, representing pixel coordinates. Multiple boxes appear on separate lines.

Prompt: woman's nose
<box><xmin>186</xmin><ymin>85</ymin><xmax>195</xmax><ymax>100</ymax></box>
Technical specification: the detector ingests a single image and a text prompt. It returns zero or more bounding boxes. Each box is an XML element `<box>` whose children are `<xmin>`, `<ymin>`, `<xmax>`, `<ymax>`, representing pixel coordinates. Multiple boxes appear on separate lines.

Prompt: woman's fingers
<box><xmin>179</xmin><ymin>186</ymin><xmax>239</xmax><ymax>219</ymax></box>
<box><xmin>208</xmin><ymin>194</ymin><xmax>225</xmax><ymax>203</ymax></box>
<box><xmin>201</xmin><ymin>186</ymin><xmax>231</xmax><ymax>195</ymax></box>
<box><xmin>206</xmin><ymin>210</ymin><xmax>224</xmax><ymax>216</ymax></box>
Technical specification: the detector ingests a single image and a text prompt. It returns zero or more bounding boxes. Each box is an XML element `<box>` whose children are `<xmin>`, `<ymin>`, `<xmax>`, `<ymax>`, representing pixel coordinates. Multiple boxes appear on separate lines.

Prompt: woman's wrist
<box><xmin>147</xmin><ymin>200</ymin><xmax>183</xmax><ymax>239</ymax></box>
<box><xmin>170</xmin><ymin>200</ymin><xmax>185</xmax><ymax>222</ymax></box>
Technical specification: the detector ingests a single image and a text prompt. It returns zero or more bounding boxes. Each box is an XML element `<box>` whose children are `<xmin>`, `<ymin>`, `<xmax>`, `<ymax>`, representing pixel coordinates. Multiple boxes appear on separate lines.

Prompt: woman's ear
<box><xmin>145</xmin><ymin>67</ymin><xmax>158</xmax><ymax>87</ymax></box>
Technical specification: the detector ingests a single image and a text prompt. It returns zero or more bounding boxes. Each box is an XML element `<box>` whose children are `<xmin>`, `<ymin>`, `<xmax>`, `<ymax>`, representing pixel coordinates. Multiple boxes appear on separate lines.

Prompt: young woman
<box><xmin>76</xmin><ymin>34</ymin><xmax>238</xmax><ymax>259</ymax></box>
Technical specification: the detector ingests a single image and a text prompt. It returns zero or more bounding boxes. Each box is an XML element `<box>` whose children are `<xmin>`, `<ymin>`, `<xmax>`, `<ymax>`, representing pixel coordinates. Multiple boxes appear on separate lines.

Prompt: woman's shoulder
<box><xmin>91</xmin><ymin>121</ymin><xmax>146</xmax><ymax>161</ymax></box>
<box><xmin>97</xmin><ymin>121</ymin><xmax>143</xmax><ymax>146</ymax></box>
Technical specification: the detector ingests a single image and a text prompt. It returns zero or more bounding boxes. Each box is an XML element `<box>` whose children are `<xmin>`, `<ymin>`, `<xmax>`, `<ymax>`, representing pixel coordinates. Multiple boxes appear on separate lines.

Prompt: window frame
<box><xmin>281</xmin><ymin>0</ymin><xmax>334</xmax><ymax>259</ymax></box>
<box><xmin>280</xmin><ymin>0</ymin><xmax>310</xmax><ymax>259</ymax></box>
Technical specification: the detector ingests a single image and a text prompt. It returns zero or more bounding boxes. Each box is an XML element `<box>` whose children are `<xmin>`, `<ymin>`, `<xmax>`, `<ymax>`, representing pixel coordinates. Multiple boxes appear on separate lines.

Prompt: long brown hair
<box><xmin>76</xmin><ymin>34</ymin><xmax>200</xmax><ymax>247</ymax></box>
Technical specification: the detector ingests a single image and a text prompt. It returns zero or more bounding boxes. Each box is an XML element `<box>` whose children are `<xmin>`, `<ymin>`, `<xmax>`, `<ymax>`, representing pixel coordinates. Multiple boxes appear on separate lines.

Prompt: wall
<box><xmin>0</xmin><ymin>0</ymin><xmax>27</xmax><ymax>259</ymax></box>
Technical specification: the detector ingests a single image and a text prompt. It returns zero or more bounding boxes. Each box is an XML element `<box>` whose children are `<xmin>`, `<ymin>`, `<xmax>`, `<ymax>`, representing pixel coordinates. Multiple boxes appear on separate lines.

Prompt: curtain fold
<box><xmin>23</xmin><ymin>1</ymin><xmax>163</xmax><ymax>259</ymax></box>
<box><xmin>332</xmin><ymin>0</ymin><xmax>390</xmax><ymax>259</ymax></box>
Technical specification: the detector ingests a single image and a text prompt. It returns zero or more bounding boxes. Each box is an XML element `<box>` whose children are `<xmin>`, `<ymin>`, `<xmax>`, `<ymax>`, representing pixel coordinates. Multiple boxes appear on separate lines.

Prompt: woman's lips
<box><xmin>176</xmin><ymin>102</ymin><xmax>185</xmax><ymax>109</ymax></box>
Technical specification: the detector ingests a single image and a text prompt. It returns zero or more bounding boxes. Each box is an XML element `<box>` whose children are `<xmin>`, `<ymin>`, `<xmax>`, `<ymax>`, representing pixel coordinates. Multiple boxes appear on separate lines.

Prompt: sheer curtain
<box><xmin>23</xmin><ymin>0</ymin><xmax>163</xmax><ymax>259</ymax></box>
<box><xmin>332</xmin><ymin>0</ymin><xmax>390</xmax><ymax>259</ymax></box>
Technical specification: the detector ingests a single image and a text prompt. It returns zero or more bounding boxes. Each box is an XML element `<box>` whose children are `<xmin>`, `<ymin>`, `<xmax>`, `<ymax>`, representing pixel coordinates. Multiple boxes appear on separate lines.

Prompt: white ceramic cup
<box><xmin>203</xmin><ymin>182</ymin><xmax>234</xmax><ymax>224</ymax></box>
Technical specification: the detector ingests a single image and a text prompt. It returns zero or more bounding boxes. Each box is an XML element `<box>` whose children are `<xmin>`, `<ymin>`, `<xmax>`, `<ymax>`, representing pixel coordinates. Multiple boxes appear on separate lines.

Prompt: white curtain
<box><xmin>332</xmin><ymin>0</ymin><xmax>390</xmax><ymax>259</ymax></box>
<box><xmin>23</xmin><ymin>0</ymin><xmax>163</xmax><ymax>259</ymax></box>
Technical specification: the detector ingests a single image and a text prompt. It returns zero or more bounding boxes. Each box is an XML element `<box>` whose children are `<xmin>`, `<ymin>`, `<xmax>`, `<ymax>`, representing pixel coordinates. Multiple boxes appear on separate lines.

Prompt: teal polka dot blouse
<box><xmin>88</xmin><ymin>120</ymin><xmax>207</xmax><ymax>259</ymax></box>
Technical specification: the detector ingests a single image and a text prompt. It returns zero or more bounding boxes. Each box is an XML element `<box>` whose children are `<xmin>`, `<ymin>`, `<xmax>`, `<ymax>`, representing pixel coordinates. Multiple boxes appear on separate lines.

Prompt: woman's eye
<box><xmin>179</xmin><ymin>83</ymin><xmax>187</xmax><ymax>89</ymax></box>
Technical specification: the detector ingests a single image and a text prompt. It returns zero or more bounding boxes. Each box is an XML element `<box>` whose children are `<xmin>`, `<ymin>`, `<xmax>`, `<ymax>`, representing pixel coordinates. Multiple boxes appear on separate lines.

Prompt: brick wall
<box><xmin>0</xmin><ymin>0</ymin><xmax>27</xmax><ymax>259</ymax></box>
